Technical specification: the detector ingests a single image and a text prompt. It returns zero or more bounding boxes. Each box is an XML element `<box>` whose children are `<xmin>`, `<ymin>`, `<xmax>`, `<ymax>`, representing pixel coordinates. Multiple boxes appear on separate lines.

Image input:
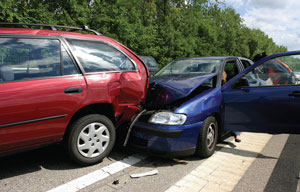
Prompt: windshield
<box><xmin>155</xmin><ymin>59</ymin><xmax>223</xmax><ymax>76</ymax></box>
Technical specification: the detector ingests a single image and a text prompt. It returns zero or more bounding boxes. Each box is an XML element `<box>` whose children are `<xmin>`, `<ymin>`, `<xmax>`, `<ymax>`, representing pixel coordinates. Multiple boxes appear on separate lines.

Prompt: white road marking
<box><xmin>47</xmin><ymin>154</ymin><xmax>147</xmax><ymax>192</ymax></box>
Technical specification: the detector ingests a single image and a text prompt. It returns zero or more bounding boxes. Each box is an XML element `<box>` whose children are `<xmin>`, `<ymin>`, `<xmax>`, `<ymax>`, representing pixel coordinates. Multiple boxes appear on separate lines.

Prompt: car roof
<box><xmin>0</xmin><ymin>27</ymin><xmax>115</xmax><ymax>42</ymax></box>
<box><xmin>174</xmin><ymin>56</ymin><xmax>250</xmax><ymax>61</ymax></box>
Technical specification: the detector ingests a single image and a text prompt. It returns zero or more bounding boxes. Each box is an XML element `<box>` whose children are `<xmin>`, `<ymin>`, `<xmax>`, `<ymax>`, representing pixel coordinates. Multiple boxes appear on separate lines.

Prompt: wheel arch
<box><xmin>64</xmin><ymin>103</ymin><xmax>116</xmax><ymax>138</ymax></box>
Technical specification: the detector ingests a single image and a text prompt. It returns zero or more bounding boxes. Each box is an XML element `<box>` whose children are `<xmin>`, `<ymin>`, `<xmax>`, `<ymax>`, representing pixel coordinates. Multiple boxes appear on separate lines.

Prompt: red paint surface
<box><xmin>0</xmin><ymin>28</ymin><xmax>149</xmax><ymax>153</ymax></box>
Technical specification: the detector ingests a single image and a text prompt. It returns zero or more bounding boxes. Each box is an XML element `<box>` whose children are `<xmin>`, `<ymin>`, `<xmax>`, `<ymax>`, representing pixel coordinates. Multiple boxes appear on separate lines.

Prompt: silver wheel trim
<box><xmin>77</xmin><ymin>122</ymin><xmax>110</xmax><ymax>158</ymax></box>
<box><xmin>206</xmin><ymin>122</ymin><xmax>216</xmax><ymax>150</ymax></box>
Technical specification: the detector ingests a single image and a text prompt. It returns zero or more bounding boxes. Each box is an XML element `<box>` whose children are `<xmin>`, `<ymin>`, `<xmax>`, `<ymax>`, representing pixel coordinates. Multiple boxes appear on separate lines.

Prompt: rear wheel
<box><xmin>195</xmin><ymin>116</ymin><xmax>218</xmax><ymax>158</ymax></box>
<box><xmin>65</xmin><ymin>114</ymin><xmax>115</xmax><ymax>166</ymax></box>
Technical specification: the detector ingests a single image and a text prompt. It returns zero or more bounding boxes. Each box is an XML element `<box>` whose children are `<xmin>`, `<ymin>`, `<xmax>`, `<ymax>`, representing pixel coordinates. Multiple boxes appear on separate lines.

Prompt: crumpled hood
<box><xmin>145</xmin><ymin>73</ymin><xmax>217</xmax><ymax>108</ymax></box>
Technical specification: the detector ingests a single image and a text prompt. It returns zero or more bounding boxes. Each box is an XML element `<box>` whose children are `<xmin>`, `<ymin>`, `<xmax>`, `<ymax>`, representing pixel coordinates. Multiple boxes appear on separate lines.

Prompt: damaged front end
<box><xmin>124</xmin><ymin>57</ymin><xmax>225</xmax><ymax>157</ymax></box>
<box><xmin>123</xmin><ymin>72</ymin><xmax>220</xmax><ymax>157</ymax></box>
<box><xmin>144</xmin><ymin>73</ymin><xmax>218</xmax><ymax>110</ymax></box>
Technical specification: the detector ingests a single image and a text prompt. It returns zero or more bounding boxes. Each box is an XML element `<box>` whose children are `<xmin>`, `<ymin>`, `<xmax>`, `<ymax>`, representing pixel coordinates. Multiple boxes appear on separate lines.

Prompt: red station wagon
<box><xmin>0</xmin><ymin>23</ymin><xmax>149</xmax><ymax>165</ymax></box>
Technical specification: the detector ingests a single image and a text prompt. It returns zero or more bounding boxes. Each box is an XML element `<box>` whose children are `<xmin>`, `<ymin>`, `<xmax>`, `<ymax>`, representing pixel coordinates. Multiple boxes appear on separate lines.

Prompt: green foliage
<box><xmin>0</xmin><ymin>0</ymin><xmax>288</xmax><ymax>68</ymax></box>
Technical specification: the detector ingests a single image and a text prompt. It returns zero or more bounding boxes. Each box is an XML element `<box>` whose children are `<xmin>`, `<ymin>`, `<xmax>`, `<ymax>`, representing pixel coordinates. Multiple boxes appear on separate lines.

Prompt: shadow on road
<box><xmin>216</xmin><ymin>145</ymin><xmax>278</xmax><ymax>160</ymax></box>
<box><xmin>0</xmin><ymin>142</ymin><xmax>137</xmax><ymax>180</ymax></box>
<box><xmin>0</xmin><ymin>144</ymin><xmax>78</xmax><ymax>180</ymax></box>
<box><xmin>0</xmin><ymin>132</ymin><xmax>279</xmax><ymax>181</ymax></box>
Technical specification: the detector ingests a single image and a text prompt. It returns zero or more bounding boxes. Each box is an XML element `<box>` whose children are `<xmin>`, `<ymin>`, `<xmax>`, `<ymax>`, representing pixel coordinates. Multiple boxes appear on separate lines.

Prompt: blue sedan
<box><xmin>127</xmin><ymin>51</ymin><xmax>300</xmax><ymax>158</ymax></box>
<box><xmin>127</xmin><ymin>56</ymin><xmax>253</xmax><ymax>157</ymax></box>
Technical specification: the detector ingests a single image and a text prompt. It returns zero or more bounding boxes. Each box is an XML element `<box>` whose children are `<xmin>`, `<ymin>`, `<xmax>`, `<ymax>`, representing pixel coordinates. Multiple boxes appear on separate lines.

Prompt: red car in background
<box><xmin>0</xmin><ymin>23</ymin><xmax>149</xmax><ymax>165</ymax></box>
<box><xmin>294</xmin><ymin>71</ymin><xmax>300</xmax><ymax>83</ymax></box>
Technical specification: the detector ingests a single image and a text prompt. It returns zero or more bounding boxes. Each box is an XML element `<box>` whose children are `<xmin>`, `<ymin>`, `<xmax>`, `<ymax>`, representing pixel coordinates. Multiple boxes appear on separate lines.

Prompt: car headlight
<box><xmin>148</xmin><ymin>112</ymin><xmax>187</xmax><ymax>125</ymax></box>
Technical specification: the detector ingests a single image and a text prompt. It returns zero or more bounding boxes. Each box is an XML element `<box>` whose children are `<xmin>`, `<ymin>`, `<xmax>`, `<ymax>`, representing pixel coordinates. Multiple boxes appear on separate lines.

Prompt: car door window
<box><xmin>0</xmin><ymin>38</ymin><xmax>61</xmax><ymax>82</ymax></box>
<box><xmin>66</xmin><ymin>39</ymin><xmax>136</xmax><ymax>73</ymax></box>
<box><xmin>223</xmin><ymin>60</ymin><xmax>240</xmax><ymax>83</ymax></box>
<box><xmin>62</xmin><ymin>45</ymin><xmax>79</xmax><ymax>75</ymax></box>
<box><xmin>240</xmin><ymin>59</ymin><xmax>252</xmax><ymax>70</ymax></box>
<box><xmin>243</xmin><ymin>55</ymin><xmax>298</xmax><ymax>87</ymax></box>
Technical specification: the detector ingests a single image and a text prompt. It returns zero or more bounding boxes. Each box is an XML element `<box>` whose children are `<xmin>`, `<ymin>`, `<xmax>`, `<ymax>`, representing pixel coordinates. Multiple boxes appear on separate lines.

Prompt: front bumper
<box><xmin>128</xmin><ymin>120</ymin><xmax>203</xmax><ymax>157</ymax></box>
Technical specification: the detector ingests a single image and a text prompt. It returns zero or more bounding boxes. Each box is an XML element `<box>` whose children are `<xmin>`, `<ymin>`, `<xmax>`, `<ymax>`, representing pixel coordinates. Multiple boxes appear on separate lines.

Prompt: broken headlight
<box><xmin>148</xmin><ymin>112</ymin><xmax>187</xmax><ymax>125</ymax></box>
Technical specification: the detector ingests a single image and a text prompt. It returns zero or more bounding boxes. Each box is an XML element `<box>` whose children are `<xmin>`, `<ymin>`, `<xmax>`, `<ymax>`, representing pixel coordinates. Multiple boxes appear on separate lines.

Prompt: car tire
<box><xmin>65</xmin><ymin>114</ymin><xmax>116</xmax><ymax>166</ymax></box>
<box><xmin>194</xmin><ymin>116</ymin><xmax>218</xmax><ymax>158</ymax></box>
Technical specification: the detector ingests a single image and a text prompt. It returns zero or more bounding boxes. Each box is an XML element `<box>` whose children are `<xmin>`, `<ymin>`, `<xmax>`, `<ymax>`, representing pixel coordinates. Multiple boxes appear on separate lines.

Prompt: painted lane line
<box><xmin>48</xmin><ymin>170</ymin><xmax>109</xmax><ymax>192</ymax></box>
<box><xmin>47</xmin><ymin>154</ymin><xmax>147</xmax><ymax>192</ymax></box>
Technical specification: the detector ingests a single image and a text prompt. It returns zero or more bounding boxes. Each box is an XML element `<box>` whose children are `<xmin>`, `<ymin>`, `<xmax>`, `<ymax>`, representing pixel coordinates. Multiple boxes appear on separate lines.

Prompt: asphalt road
<box><xmin>0</xmin><ymin>133</ymin><xmax>299</xmax><ymax>192</ymax></box>
<box><xmin>234</xmin><ymin>134</ymin><xmax>300</xmax><ymax>192</ymax></box>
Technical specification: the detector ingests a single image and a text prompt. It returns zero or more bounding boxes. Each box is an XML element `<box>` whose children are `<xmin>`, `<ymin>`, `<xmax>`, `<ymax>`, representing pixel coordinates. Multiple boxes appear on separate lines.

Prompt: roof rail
<box><xmin>0</xmin><ymin>22</ymin><xmax>102</xmax><ymax>36</ymax></box>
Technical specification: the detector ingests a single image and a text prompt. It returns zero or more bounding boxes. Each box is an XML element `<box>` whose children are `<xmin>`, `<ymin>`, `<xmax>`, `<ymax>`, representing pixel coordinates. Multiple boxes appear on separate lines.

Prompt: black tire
<box><xmin>194</xmin><ymin>116</ymin><xmax>218</xmax><ymax>158</ymax></box>
<box><xmin>65</xmin><ymin>114</ymin><xmax>116</xmax><ymax>166</ymax></box>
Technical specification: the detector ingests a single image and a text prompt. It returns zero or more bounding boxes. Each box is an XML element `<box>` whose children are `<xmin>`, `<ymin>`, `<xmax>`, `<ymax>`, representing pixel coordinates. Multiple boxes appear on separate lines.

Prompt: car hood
<box><xmin>145</xmin><ymin>73</ymin><xmax>217</xmax><ymax>108</ymax></box>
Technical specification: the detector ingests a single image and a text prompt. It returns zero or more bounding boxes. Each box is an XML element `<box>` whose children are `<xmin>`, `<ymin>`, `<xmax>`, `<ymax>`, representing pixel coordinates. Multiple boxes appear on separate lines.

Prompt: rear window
<box><xmin>67</xmin><ymin>39</ymin><xmax>136</xmax><ymax>73</ymax></box>
<box><xmin>140</xmin><ymin>56</ymin><xmax>158</xmax><ymax>67</ymax></box>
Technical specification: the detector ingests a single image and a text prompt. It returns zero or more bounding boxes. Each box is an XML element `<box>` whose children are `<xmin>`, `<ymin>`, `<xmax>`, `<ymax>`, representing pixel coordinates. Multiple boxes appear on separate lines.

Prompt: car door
<box><xmin>0</xmin><ymin>37</ymin><xmax>86</xmax><ymax>152</ymax></box>
<box><xmin>65</xmin><ymin>38</ymin><xmax>148</xmax><ymax>106</ymax></box>
<box><xmin>222</xmin><ymin>51</ymin><xmax>300</xmax><ymax>134</ymax></box>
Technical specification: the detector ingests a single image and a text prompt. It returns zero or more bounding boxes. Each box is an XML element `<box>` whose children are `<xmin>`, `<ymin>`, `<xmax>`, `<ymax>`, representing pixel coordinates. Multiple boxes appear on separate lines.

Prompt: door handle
<box><xmin>64</xmin><ymin>87</ymin><xmax>83</xmax><ymax>94</ymax></box>
<box><xmin>288</xmin><ymin>91</ymin><xmax>300</xmax><ymax>97</ymax></box>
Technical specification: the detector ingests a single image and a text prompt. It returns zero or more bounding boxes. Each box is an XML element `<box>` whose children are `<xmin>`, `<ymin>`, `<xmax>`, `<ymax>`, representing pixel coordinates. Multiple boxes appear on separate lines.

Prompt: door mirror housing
<box><xmin>232</xmin><ymin>77</ymin><xmax>249</xmax><ymax>89</ymax></box>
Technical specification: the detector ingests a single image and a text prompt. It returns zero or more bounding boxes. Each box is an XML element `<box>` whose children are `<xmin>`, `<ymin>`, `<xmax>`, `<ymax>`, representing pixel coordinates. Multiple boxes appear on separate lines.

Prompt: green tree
<box><xmin>0</xmin><ymin>0</ymin><xmax>288</xmax><ymax>67</ymax></box>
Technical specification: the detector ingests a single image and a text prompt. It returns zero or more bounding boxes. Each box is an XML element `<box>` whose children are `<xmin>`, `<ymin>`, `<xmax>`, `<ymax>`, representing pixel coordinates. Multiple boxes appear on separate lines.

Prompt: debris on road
<box><xmin>130</xmin><ymin>169</ymin><xmax>159</xmax><ymax>178</ymax></box>
<box><xmin>172</xmin><ymin>158</ymin><xmax>188</xmax><ymax>165</ymax></box>
<box><xmin>112</xmin><ymin>180</ymin><xmax>119</xmax><ymax>185</ymax></box>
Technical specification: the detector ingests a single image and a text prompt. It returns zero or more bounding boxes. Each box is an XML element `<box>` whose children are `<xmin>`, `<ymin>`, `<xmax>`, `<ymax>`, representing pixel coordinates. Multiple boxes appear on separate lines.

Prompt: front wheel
<box><xmin>194</xmin><ymin>116</ymin><xmax>218</xmax><ymax>158</ymax></box>
<box><xmin>65</xmin><ymin>114</ymin><xmax>116</xmax><ymax>166</ymax></box>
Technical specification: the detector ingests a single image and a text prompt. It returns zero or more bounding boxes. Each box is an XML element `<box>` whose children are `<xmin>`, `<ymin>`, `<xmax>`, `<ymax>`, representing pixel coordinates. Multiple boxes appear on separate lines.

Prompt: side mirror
<box><xmin>232</xmin><ymin>77</ymin><xmax>249</xmax><ymax>89</ymax></box>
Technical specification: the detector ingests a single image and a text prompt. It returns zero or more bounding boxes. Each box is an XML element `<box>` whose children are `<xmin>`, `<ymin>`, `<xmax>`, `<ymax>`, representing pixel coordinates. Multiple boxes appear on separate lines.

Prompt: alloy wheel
<box><xmin>206</xmin><ymin>122</ymin><xmax>216</xmax><ymax>150</ymax></box>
